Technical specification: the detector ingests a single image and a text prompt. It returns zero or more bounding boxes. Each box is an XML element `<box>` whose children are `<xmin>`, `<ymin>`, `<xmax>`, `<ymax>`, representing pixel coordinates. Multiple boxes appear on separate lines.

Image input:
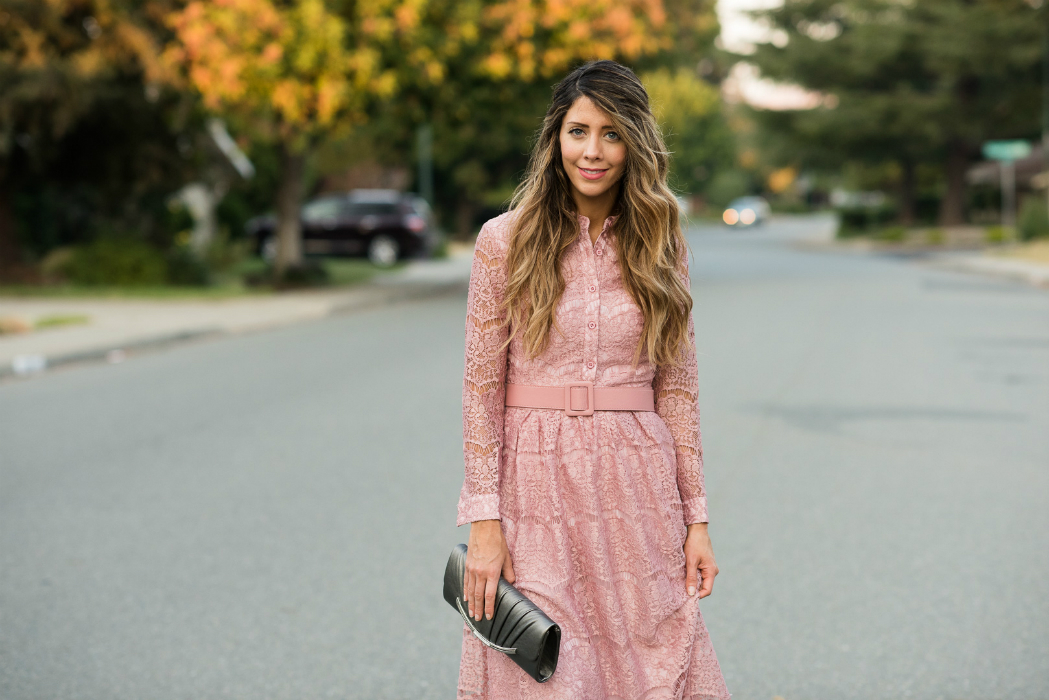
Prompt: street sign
<box><xmin>982</xmin><ymin>140</ymin><xmax>1032</xmax><ymax>161</ymax></box>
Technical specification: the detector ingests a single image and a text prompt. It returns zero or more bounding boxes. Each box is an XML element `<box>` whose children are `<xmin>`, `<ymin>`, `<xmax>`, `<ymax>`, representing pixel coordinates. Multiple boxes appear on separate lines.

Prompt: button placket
<box><xmin>580</xmin><ymin>221</ymin><xmax>600</xmax><ymax>380</ymax></box>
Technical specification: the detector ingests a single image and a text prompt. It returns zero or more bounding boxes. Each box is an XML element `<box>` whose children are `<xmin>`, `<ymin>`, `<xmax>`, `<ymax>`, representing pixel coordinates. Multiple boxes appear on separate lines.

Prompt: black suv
<box><xmin>245</xmin><ymin>189</ymin><xmax>438</xmax><ymax>266</ymax></box>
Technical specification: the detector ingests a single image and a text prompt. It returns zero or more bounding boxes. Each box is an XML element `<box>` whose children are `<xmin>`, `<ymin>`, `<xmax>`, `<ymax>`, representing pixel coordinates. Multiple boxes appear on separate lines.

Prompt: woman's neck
<box><xmin>572</xmin><ymin>185</ymin><xmax>620</xmax><ymax>243</ymax></box>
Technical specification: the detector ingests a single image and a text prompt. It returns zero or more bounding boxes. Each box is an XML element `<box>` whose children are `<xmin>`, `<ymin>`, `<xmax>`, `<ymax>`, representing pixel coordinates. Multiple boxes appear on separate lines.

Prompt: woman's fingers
<box><xmin>697</xmin><ymin>560</ymin><xmax>718</xmax><ymax>599</ymax></box>
<box><xmin>502</xmin><ymin>554</ymin><xmax>516</xmax><ymax>585</ymax></box>
<box><xmin>472</xmin><ymin>570</ymin><xmax>485</xmax><ymax>621</ymax></box>
<box><xmin>685</xmin><ymin>550</ymin><xmax>700</xmax><ymax>596</ymax></box>
<box><xmin>463</xmin><ymin>569</ymin><xmax>473</xmax><ymax>617</ymax></box>
<box><xmin>484</xmin><ymin>573</ymin><xmax>499</xmax><ymax>620</ymax></box>
<box><xmin>684</xmin><ymin>524</ymin><xmax>718</xmax><ymax>599</ymax></box>
<box><xmin>464</xmin><ymin>520</ymin><xmax>514</xmax><ymax>621</ymax></box>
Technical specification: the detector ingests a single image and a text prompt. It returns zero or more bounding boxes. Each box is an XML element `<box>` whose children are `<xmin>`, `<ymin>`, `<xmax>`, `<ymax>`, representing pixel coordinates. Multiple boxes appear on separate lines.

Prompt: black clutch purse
<box><xmin>443</xmin><ymin>543</ymin><xmax>561</xmax><ymax>683</ymax></box>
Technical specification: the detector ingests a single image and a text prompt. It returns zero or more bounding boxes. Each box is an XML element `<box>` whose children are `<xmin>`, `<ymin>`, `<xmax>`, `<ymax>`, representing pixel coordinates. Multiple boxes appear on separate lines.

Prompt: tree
<box><xmin>743</xmin><ymin>0</ymin><xmax>1043</xmax><ymax>225</ymax></box>
<box><xmin>0</xmin><ymin>0</ymin><xmax>175</xmax><ymax>279</ymax></box>
<box><xmin>643</xmin><ymin>66</ymin><xmax>734</xmax><ymax>197</ymax></box>
<box><xmin>164</xmin><ymin>0</ymin><xmax>404</xmax><ymax>274</ymax></box>
<box><xmin>359</xmin><ymin>0</ymin><xmax>723</xmax><ymax>235</ymax></box>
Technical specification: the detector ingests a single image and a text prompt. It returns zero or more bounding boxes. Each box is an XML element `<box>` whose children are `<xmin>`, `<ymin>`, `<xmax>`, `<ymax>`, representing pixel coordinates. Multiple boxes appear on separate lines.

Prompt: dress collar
<box><xmin>577</xmin><ymin>214</ymin><xmax>618</xmax><ymax>234</ymax></box>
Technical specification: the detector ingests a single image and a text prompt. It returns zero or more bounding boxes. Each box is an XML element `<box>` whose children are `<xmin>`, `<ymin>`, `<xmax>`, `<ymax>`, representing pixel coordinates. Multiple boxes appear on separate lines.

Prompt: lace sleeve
<box><xmin>456</xmin><ymin>221</ymin><xmax>510</xmax><ymax>526</ymax></box>
<box><xmin>653</xmin><ymin>259</ymin><xmax>708</xmax><ymax>525</ymax></box>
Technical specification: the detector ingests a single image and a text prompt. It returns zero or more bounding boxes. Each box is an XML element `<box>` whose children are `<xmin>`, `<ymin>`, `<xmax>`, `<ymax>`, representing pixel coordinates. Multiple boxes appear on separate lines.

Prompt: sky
<box><xmin>716</xmin><ymin>0</ymin><xmax>824</xmax><ymax>110</ymax></box>
<box><xmin>716</xmin><ymin>0</ymin><xmax>783</xmax><ymax>54</ymax></box>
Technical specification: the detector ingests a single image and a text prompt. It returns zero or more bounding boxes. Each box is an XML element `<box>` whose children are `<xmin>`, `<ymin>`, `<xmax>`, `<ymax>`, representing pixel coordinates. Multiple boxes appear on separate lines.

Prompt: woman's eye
<box><xmin>569</xmin><ymin>128</ymin><xmax>584</xmax><ymax>137</ymax></box>
<box><xmin>605</xmin><ymin>131</ymin><xmax>619</xmax><ymax>141</ymax></box>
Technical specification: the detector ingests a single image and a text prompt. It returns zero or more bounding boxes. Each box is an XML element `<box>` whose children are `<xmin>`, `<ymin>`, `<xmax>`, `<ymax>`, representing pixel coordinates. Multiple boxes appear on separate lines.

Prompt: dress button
<box><xmin>588</xmin><ymin>321</ymin><xmax>596</xmax><ymax>329</ymax></box>
<box><xmin>586</xmin><ymin>361</ymin><xmax>595</xmax><ymax>369</ymax></box>
<box><xmin>595</xmin><ymin>248</ymin><xmax>603</xmax><ymax>255</ymax></box>
<box><xmin>588</xmin><ymin>285</ymin><xmax>596</xmax><ymax>292</ymax></box>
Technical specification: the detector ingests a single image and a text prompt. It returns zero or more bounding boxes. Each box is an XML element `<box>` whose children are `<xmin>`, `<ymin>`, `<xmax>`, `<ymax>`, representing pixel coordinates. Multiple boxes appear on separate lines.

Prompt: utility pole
<box><xmin>1042</xmin><ymin>12</ymin><xmax>1049</xmax><ymax>214</ymax></box>
<box><xmin>417</xmin><ymin>124</ymin><xmax>434</xmax><ymax>206</ymax></box>
<box><xmin>1002</xmin><ymin>158</ymin><xmax>1017</xmax><ymax>229</ymax></box>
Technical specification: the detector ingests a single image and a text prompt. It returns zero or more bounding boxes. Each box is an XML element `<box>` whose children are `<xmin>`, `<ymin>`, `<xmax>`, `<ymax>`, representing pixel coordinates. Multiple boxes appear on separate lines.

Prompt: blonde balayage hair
<box><xmin>503</xmin><ymin>60</ymin><xmax>692</xmax><ymax>367</ymax></box>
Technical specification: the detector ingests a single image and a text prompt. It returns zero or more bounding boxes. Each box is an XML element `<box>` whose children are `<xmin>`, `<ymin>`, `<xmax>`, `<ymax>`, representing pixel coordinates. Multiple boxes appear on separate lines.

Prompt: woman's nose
<box><xmin>583</xmin><ymin>134</ymin><xmax>603</xmax><ymax>161</ymax></box>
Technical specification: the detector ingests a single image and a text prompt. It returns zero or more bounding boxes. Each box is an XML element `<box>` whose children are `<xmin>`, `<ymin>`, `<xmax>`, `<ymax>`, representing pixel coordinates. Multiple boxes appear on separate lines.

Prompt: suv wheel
<box><xmin>368</xmin><ymin>234</ymin><xmax>400</xmax><ymax>267</ymax></box>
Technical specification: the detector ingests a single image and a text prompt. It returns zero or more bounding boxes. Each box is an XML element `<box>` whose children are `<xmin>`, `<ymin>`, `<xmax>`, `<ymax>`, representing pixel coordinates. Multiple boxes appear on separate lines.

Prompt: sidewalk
<box><xmin>922</xmin><ymin>249</ymin><xmax>1049</xmax><ymax>289</ymax></box>
<box><xmin>802</xmin><ymin>235</ymin><xmax>1049</xmax><ymax>290</ymax></box>
<box><xmin>0</xmin><ymin>248</ymin><xmax>474</xmax><ymax>379</ymax></box>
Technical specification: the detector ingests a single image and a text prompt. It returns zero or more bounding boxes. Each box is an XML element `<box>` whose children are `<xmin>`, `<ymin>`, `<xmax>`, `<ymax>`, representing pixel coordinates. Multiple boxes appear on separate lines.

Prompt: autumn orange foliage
<box><xmin>164</xmin><ymin>0</ymin><xmax>373</xmax><ymax>148</ymax></box>
<box><xmin>480</xmin><ymin>0</ymin><xmax>673</xmax><ymax>79</ymax></box>
<box><xmin>164</xmin><ymin>0</ymin><xmax>694</xmax><ymax>139</ymax></box>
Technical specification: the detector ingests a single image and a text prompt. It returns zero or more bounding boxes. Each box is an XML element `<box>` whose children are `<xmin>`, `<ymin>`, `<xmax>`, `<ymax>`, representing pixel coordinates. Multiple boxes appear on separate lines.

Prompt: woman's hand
<box><xmin>464</xmin><ymin>519</ymin><xmax>516</xmax><ymax>622</ymax></box>
<box><xmin>684</xmin><ymin>523</ymin><xmax>718</xmax><ymax>599</ymax></box>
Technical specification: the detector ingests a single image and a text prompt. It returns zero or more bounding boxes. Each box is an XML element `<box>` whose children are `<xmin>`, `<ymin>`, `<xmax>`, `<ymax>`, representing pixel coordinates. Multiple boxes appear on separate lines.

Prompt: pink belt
<box><xmin>505</xmin><ymin>382</ymin><xmax>655</xmax><ymax>417</ymax></box>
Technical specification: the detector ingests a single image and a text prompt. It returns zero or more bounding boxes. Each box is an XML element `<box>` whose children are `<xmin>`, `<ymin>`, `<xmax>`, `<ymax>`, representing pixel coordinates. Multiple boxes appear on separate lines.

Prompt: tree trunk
<box><xmin>898</xmin><ymin>159</ymin><xmax>916</xmax><ymax>227</ymax></box>
<box><xmin>455</xmin><ymin>196</ymin><xmax>475</xmax><ymax>240</ymax></box>
<box><xmin>274</xmin><ymin>144</ymin><xmax>306</xmax><ymax>275</ymax></box>
<box><xmin>0</xmin><ymin>184</ymin><xmax>26</xmax><ymax>283</ymax></box>
<box><xmin>938</xmin><ymin>140</ymin><xmax>969</xmax><ymax>227</ymax></box>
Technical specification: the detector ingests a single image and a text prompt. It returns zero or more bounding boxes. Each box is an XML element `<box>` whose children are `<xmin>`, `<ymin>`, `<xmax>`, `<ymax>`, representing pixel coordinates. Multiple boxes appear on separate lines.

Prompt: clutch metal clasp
<box><xmin>456</xmin><ymin>597</ymin><xmax>517</xmax><ymax>655</ymax></box>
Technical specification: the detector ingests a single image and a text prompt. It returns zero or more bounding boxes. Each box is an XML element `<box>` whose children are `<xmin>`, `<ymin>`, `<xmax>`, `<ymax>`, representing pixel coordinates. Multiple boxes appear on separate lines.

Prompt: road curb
<box><xmin>923</xmin><ymin>254</ymin><xmax>1049</xmax><ymax>289</ymax></box>
<box><xmin>0</xmin><ymin>278</ymin><xmax>468</xmax><ymax>381</ymax></box>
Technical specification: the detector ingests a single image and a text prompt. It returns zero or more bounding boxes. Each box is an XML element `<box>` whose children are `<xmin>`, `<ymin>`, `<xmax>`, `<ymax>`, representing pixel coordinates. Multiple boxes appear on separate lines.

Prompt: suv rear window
<box><xmin>301</xmin><ymin>198</ymin><xmax>343</xmax><ymax>222</ymax></box>
<box><xmin>349</xmin><ymin>203</ymin><xmax>400</xmax><ymax>216</ymax></box>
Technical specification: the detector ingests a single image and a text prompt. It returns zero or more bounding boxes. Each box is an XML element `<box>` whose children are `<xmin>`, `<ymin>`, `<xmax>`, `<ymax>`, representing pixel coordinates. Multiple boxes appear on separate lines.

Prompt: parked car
<box><xmin>722</xmin><ymin>196</ymin><xmax>770</xmax><ymax>227</ymax></box>
<box><xmin>245</xmin><ymin>189</ymin><xmax>439</xmax><ymax>267</ymax></box>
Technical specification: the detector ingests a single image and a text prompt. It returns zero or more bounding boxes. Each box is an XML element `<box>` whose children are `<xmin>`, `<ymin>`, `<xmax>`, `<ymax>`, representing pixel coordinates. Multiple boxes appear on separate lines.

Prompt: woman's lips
<box><xmin>578</xmin><ymin>167</ymin><xmax>608</xmax><ymax>181</ymax></box>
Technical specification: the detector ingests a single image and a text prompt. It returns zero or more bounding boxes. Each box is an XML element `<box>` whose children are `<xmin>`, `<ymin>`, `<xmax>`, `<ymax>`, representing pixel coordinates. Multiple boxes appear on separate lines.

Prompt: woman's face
<box><xmin>559</xmin><ymin>96</ymin><xmax>626</xmax><ymax>204</ymax></box>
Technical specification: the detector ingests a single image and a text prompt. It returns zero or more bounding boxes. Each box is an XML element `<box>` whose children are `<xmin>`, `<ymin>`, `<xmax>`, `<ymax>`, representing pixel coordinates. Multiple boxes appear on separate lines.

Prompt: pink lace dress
<box><xmin>457</xmin><ymin>212</ymin><xmax>730</xmax><ymax>700</ymax></box>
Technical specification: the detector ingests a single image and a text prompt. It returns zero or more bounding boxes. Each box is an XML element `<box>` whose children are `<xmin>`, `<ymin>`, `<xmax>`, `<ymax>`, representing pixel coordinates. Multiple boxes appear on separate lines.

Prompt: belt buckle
<box><xmin>564</xmin><ymin>381</ymin><xmax>595</xmax><ymax>416</ymax></box>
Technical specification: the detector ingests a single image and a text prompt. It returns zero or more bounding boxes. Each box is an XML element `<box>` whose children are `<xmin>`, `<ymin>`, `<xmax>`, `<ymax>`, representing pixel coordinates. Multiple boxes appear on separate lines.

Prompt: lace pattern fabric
<box><xmin>457</xmin><ymin>212</ymin><xmax>729</xmax><ymax>699</ymax></box>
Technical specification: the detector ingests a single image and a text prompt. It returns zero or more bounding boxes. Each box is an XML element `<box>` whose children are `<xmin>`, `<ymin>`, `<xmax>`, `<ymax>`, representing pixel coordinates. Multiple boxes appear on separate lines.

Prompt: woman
<box><xmin>457</xmin><ymin>60</ymin><xmax>730</xmax><ymax>700</ymax></box>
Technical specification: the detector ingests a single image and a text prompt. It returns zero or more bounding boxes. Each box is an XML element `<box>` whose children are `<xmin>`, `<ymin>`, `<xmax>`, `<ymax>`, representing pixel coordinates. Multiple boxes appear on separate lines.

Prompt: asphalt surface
<box><xmin>2</xmin><ymin>215</ymin><xmax>1047</xmax><ymax>700</ymax></box>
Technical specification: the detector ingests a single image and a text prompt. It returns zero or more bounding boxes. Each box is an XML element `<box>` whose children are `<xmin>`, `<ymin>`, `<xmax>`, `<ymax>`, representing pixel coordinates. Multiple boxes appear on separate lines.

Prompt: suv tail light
<box><xmin>405</xmin><ymin>214</ymin><xmax>426</xmax><ymax>233</ymax></box>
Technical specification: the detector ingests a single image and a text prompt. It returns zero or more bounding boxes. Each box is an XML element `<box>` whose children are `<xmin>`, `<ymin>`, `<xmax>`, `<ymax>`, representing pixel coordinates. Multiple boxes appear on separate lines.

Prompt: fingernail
<box><xmin>486</xmin><ymin>613</ymin><xmax>491</xmax><ymax>620</ymax></box>
<box><xmin>688</xmin><ymin>586</ymin><xmax>696</xmax><ymax>596</ymax></box>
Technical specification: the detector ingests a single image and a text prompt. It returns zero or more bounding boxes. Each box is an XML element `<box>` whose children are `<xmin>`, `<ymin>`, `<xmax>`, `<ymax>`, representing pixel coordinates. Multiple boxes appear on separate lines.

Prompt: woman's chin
<box><xmin>571</xmin><ymin>179</ymin><xmax>617</xmax><ymax>200</ymax></box>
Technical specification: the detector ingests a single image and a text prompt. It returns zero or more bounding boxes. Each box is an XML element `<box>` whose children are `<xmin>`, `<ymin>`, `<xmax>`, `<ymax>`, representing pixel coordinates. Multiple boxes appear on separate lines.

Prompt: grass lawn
<box><xmin>0</xmin><ymin>257</ymin><xmax>399</xmax><ymax>299</ymax></box>
<box><xmin>989</xmin><ymin>239</ymin><xmax>1049</xmax><ymax>265</ymax></box>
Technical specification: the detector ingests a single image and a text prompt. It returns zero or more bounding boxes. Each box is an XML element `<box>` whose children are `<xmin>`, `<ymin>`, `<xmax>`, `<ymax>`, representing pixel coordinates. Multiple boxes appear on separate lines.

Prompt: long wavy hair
<box><xmin>502</xmin><ymin>60</ymin><xmax>692</xmax><ymax>367</ymax></box>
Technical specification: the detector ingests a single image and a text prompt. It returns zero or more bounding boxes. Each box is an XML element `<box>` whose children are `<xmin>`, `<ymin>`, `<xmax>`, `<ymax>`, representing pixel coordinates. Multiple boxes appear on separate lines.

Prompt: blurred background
<box><xmin>0</xmin><ymin>0</ymin><xmax>1048</xmax><ymax>288</ymax></box>
<box><xmin>1</xmin><ymin>1</ymin><xmax>1047</xmax><ymax>699</ymax></box>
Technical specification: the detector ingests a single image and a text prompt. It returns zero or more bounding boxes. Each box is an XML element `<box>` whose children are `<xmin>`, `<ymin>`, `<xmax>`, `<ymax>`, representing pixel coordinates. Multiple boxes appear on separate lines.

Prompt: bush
<box><xmin>278</xmin><ymin>262</ymin><xmax>329</xmax><ymax>288</ymax></box>
<box><xmin>204</xmin><ymin>230</ymin><xmax>250</xmax><ymax>273</ymax></box>
<box><xmin>985</xmin><ymin>226</ymin><xmax>1011</xmax><ymax>244</ymax></box>
<box><xmin>874</xmin><ymin>225</ymin><xmax>906</xmax><ymax>242</ymax></box>
<box><xmin>1018</xmin><ymin>196</ymin><xmax>1049</xmax><ymax>241</ymax></box>
<box><xmin>769</xmin><ymin>200</ymin><xmax>812</xmax><ymax>214</ymax></box>
<box><xmin>65</xmin><ymin>238</ymin><xmax>169</xmax><ymax>286</ymax></box>
<box><xmin>836</xmin><ymin>204</ymin><xmax>898</xmax><ymax>237</ymax></box>
<box><xmin>244</xmin><ymin>260</ymin><xmax>330</xmax><ymax>289</ymax></box>
<box><xmin>165</xmin><ymin>247</ymin><xmax>212</xmax><ymax>286</ymax></box>
<box><xmin>704</xmin><ymin>170</ymin><xmax>752</xmax><ymax>208</ymax></box>
<box><xmin>925</xmin><ymin>228</ymin><xmax>945</xmax><ymax>245</ymax></box>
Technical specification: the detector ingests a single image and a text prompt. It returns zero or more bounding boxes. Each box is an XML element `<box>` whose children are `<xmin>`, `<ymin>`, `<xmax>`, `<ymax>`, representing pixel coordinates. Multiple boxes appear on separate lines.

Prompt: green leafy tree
<box><xmin>0</xmin><ymin>0</ymin><xmax>180</xmax><ymax>279</ymax></box>
<box><xmin>743</xmin><ymin>0</ymin><xmax>1043</xmax><ymax>225</ymax></box>
<box><xmin>644</xmin><ymin>66</ymin><xmax>734</xmax><ymax>197</ymax></box>
<box><xmin>362</xmin><ymin>0</ymin><xmax>725</xmax><ymax>235</ymax></box>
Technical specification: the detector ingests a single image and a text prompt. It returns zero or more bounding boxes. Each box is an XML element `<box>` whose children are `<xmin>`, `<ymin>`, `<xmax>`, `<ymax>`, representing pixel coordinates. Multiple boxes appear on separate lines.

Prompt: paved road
<box><xmin>2</xmin><ymin>215</ymin><xmax>1047</xmax><ymax>700</ymax></box>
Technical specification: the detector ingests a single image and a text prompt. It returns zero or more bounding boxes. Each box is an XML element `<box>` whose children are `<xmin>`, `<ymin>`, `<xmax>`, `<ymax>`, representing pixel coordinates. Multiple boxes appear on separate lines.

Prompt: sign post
<box><xmin>982</xmin><ymin>140</ymin><xmax>1032</xmax><ymax>229</ymax></box>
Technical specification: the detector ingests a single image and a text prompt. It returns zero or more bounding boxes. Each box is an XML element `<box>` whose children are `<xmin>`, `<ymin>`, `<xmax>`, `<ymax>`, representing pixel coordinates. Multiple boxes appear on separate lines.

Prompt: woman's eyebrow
<box><xmin>565</xmin><ymin>121</ymin><xmax>615</xmax><ymax>130</ymax></box>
